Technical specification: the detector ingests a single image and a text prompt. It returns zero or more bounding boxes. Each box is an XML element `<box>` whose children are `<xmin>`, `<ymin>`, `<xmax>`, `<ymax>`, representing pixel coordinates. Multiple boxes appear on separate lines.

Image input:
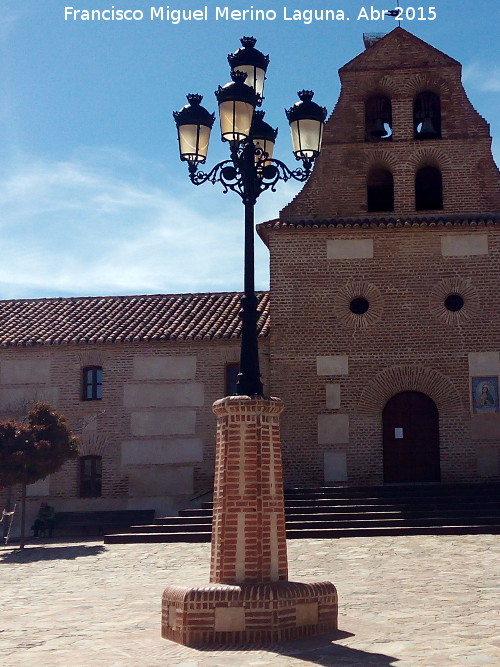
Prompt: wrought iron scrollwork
<box><xmin>186</xmin><ymin>140</ymin><xmax>314</xmax><ymax>204</ymax></box>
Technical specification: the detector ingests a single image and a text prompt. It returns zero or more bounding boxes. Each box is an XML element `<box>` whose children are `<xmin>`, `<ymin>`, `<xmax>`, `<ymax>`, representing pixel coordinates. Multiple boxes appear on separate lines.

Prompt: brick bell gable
<box><xmin>279</xmin><ymin>27</ymin><xmax>500</xmax><ymax>221</ymax></box>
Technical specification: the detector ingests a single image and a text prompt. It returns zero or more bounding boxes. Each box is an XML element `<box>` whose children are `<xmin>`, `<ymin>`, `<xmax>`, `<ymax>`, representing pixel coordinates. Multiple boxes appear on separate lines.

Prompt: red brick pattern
<box><xmin>161</xmin><ymin>397</ymin><xmax>338</xmax><ymax>647</ymax></box>
<box><xmin>210</xmin><ymin>396</ymin><xmax>288</xmax><ymax>584</ymax></box>
<box><xmin>279</xmin><ymin>29</ymin><xmax>500</xmax><ymax>221</ymax></box>
<box><xmin>161</xmin><ymin>580</ymin><xmax>338</xmax><ymax>647</ymax></box>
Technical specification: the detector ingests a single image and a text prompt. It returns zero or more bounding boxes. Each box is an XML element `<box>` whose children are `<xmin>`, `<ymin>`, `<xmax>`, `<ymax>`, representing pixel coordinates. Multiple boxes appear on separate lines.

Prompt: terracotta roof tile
<box><xmin>0</xmin><ymin>292</ymin><xmax>270</xmax><ymax>348</ymax></box>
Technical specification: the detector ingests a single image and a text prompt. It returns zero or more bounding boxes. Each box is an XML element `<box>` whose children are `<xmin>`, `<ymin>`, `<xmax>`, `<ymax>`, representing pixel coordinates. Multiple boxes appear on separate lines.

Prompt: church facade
<box><xmin>1</xmin><ymin>29</ymin><xmax>499</xmax><ymax>520</ymax></box>
<box><xmin>260</xmin><ymin>28</ymin><xmax>500</xmax><ymax>487</ymax></box>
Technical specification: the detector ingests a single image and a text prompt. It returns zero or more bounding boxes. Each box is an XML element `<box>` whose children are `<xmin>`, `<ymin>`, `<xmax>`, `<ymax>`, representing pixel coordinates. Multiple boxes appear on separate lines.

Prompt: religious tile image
<box><xmin>471</xmin><ymin>377</ymin><xmax>499</xmax><ymax>414</ymax></box>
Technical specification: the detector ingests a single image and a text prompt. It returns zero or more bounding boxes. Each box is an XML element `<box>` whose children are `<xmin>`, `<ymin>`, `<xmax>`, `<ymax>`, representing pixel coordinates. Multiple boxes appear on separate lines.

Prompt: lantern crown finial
<box><xmin>173</xmin><ymin>94</ymin><xmax>215</xmax><ymax>128</ymax></box>
<box><xmin>228</xmin><ymin>36</ymin><xmax>269</xmax><ymax>71</ymax></box>
<box><xmin>186</xmin><ymin>93</ymin><xmax>203</xmax><ymax>106</ymax></box>
<box><xmin>298</xmin><ymin>90</ymin><xmax>314</xmax><ymax>103</ymax></box>
<box><xmin>215</xmin><ymin>70</ymin><xmax>258</xmax><ymax>107</ymax></box>
<box><xmin>286</xmin><ymin>90</ymin><xmax>328</xmax><ymax>124</ymax></box>
<box><xmin>231</xmin><ymin>69</ymin><xmax>248</xmax><ymax>85</ymax></box>
<box><xmin>240</xmin><ymin>36</ymin><xmax>257</xmax><ymax>48</ymax></box>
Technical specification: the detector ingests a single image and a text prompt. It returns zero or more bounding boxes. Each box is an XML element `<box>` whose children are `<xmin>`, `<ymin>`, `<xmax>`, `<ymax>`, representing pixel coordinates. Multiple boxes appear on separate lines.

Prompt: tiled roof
<box><xmin>0</xmin><ymin>292</ymin><xmax>270</xmax><ymax>347</ymax></box>
<box><xmin>258</xmin><ymin>213</ymin><xmax>500</xmax><ymax>239</ymax></box>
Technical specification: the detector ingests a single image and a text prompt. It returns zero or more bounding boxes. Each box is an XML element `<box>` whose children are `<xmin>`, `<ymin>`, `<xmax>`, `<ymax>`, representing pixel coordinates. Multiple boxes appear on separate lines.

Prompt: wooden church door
<box><xmin>383</xmin><ymin>391</ymin><xmax>441</xmax><ymax>483</ymax></box>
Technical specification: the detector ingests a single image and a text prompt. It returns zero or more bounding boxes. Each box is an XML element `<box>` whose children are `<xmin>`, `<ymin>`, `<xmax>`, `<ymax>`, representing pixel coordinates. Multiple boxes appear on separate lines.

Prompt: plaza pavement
<box><xmin>1</xmin><ymin>533</ymin><xmax>499</xmax><ymax>667</ymax></box>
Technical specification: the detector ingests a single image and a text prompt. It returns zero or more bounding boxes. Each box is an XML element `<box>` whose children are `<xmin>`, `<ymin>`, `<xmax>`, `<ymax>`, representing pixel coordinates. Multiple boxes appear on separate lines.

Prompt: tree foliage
<box><xmin>0</xmin><ymin>403</ymin><xmax>79</xmax><ymax>488</ymax></box>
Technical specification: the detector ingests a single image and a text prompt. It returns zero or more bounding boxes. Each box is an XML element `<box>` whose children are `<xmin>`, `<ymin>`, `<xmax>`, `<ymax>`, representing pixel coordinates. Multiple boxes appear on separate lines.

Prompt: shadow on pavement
<box><xmin>196</xmin><ymin>631</ymin><xmax>399</xmax><ymax>666</ymax></box>
<box><xmin>275</xmin><ymin>634</ymin><xmax>399</xmax><ymax>667</ymax></box>
<box><xmin>0</xmin><ymin>544</ymin><xmax>106</xmax><ymax>562</ymax></box>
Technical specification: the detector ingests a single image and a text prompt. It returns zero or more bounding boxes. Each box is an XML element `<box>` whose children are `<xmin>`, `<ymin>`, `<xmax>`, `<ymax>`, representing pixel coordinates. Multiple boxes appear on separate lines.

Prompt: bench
<box><xmin>54</xmin><ymin>510</ymin><xmax>155</xmax><ymax>537</ymax></box>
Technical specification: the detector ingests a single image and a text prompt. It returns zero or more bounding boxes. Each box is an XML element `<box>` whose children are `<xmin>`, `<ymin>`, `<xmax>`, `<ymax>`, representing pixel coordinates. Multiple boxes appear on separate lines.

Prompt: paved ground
<box><xmin>1</xmin><ymin>534</ymin><xmax>499</xmax><ymax>666</ymax></box>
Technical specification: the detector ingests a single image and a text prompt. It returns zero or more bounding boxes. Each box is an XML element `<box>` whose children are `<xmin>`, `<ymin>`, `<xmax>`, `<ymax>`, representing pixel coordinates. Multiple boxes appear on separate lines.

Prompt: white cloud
<box><xmin>0</xmin><ymin>148</ymin><xmax>296</xmax><ymax>299</ymax></box>
<box><xmin>463</xmin><ymin>63</ymin><xmax>500</xmax><ymax>93</ymax></box>
<box><xmin>0</xmin><ymin>0</ymin><xmax>25</xmax><ymax>43</ymax></box>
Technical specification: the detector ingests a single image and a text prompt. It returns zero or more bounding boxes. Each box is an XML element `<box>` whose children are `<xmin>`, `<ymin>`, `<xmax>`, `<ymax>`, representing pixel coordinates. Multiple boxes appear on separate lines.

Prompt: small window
<box><xmin>415</xmin><ymin>166</ymin><xmax>443</xmax><ymax>210</ymax></box>
<box><xmin>225</xmin><ymin>362</ymin><xmax>239</xmax><ymax>396</ymax></box>
<box><xmin>444</xmin><ymin>294</ymin><xmax>464</xmax><ymax>312</ymax></box>
<box><xmin>367</xmin><ymin>167</ymin><xmax>394</xmax><ymax>212</ymax></box>
<box><xmin>350</xmin><ymin>297</ymin><xmax>370</xmax><ymax>314</ymax></box>
<box><xmin>365</xmin><ymin>95</ymin><xmax>392</xmax><ymax>142</ymax></box>
<box><xmin>414</xmin><ymin>91</ymin><xmax>441</xmax><ymax>140</ymax></box>
<box><xmin>82</xmin><ymin>366</ymin><xmax>103</xmax><ymax>401</ymax></box>
<box><xmin>79</xmin><ymin>455</ymin><xmax>102</xmax><ymax>498</ymax></box>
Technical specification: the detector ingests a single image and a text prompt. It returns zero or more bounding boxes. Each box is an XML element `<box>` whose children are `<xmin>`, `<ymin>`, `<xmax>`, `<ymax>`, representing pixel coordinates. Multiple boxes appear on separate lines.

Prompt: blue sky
<box><xmin>0</xmin><ymin>0</ymin><xmax>498</xmax><ymax>298</ymax></box>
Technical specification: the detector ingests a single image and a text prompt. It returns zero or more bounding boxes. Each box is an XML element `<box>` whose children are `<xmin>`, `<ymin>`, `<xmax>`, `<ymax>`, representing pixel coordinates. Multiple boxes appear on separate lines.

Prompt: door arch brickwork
<box><xmin>353</xmin><ymin>365</ymin><xmax>466</xmax><ymax>484</ymax></box>
<box><xmin>357</xmin><ymin>364</ymin><xmax>463</xmax><ymax>418</ymax></box>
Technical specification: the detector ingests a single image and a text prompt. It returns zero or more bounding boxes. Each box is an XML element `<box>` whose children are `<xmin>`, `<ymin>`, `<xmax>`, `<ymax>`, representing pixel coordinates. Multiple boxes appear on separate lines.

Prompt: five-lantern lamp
<box><xmin>173</xmin><ymin>37</ymin><xmax>327</xmax><ymax>396</ymax></box>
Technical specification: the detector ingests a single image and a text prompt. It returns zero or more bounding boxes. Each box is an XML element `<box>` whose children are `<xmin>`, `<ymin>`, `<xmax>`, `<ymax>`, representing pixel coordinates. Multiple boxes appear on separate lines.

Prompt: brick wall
<box><xmin>266</xmin><ymin>222</ymin><xmax>499</xmax><ymax>486</ymax></box>
<box><xmin>0</xmin><ymin>338</ymin><xmax>270</xmax><ymax>517</ymax></box>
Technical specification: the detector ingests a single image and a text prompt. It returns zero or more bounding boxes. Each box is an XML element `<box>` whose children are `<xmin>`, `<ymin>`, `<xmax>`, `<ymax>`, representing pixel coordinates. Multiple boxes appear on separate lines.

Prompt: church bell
<box><xmin>418</xmin><ymin>116</ymin><xmax>439</xmax><ymax>139</ymax></box>
<box><xmin>370</xmin><ymin>117</ymin><xmax>389</xmax><ymax>138</ymax></box>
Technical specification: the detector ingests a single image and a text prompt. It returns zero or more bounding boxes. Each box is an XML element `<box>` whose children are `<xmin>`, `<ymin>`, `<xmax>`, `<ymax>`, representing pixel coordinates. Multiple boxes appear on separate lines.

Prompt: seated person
<box><xmin>32</xmin><ymin>502</ymin><xmax>56</xmax><ymax>538</ymax></box>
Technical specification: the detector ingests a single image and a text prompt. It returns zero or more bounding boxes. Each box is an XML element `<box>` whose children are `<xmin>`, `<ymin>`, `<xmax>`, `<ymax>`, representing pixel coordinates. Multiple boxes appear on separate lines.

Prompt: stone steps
<box><xmin>104</xmin><ymin>482</ymin><xmax>500</xmax><ymax>544</ymax></box>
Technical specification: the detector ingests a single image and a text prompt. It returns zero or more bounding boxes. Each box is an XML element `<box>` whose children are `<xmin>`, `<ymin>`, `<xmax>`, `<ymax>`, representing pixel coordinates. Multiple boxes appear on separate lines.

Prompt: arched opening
<box><xmin>414</xmin><ymin>91</ymin><xmax>441</xmax><ymax>140</ymax></box>
<box><xmin>367</xmin><ymin>167</ymin><xmax>394</xmax><ymax>212</ymax></box>
<box><xmin>365</xmin><ymin>94</ymin><xmax>392</xmax><ymax>142</ymax></box>
<box><xmin>415</xmin><ymin>165</ymin><xmax>443</xmax><ymax>210</ymax></box>
<box><xmin>383</xmin><ymin>391</ymin><xmax>441</xmax><ymax>483</ymax></box>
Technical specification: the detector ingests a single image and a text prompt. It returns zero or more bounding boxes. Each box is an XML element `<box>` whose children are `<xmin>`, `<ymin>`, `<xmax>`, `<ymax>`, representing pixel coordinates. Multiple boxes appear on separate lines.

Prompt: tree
<box><xmin>0</xmin><ymin>403</ymin><xmax>79</xmax><ymax>548</ymax></box>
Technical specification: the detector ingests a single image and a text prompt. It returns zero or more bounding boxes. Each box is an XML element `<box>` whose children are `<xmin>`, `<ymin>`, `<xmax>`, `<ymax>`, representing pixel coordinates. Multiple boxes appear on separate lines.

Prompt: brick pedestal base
<box><xmin>162</xmin><ymin>580</ymin><xmax>338</xmax><ymax>647</ymax></box>
<box><xmin>162</xmin><ymin>396</ymin><xmax>338</xmax><ymax>647</ymax></box>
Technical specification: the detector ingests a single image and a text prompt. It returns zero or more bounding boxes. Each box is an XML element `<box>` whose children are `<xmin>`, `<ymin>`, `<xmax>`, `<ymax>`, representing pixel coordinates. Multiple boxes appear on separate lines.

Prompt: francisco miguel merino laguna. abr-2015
<box><xmin>64</xmin><ymin>5</ymin><xmax>354</xmax><ymax>24</ymax></box>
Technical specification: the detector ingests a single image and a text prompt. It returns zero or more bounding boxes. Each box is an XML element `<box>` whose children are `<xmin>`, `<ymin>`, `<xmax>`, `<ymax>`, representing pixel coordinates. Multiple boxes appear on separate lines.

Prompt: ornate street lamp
<box><xmin>174</xmin><ymin>37</ymin><xmax>327</xmax><ymax>397</ymax></box>
<box><xmin>227</xmin><ymin>35</ymin><xmax>269</xmax><ymax>102</ymax></box>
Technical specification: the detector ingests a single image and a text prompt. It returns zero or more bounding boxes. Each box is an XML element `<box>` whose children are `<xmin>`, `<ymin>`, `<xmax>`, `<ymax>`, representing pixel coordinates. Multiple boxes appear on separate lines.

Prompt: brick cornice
<box><xmin>257</xmin><ymin>213</ymin><xmax>500</xmax><ymax>244</ymax></box>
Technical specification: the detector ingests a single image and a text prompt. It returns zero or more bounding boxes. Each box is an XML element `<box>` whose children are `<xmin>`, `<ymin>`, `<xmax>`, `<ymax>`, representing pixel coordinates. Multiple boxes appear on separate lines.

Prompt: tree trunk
<box><xmin>2</xmin><ymin>486</ymin><xmax>12</xmax><ymax>541</ymax></box>
<box><xmin>19</xmin><ymin>483</ymin><xmax>26</xmax><ymax>549</ymax></box>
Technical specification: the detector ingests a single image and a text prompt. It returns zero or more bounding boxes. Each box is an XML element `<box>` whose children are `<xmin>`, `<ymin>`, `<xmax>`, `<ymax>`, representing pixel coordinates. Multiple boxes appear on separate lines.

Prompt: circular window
<box><xmin>429</xmin><ymin>278</ymin><xmax>477</xmax><ymax>325</ymax></box>
<box><xmin>350</xmin><ymin>297</ymin><xmax>369</xmax><ymax>314</ymax></box>
<box><xmin>444</xmin><ymin>294</ymin><xmax>464</xmax><ymax>312</ymax></box>
<box><xmin>334</xmin><ymin>281</ymin><xmax>382</xmax><ymax>329</ymax></box>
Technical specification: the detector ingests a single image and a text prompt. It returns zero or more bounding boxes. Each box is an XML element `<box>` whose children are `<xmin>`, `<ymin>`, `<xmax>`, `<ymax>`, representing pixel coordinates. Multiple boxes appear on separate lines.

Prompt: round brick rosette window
<box><xmin>428</xmin><ymin>277</ymin><xmax>479</xmax><ymax>325</ymax></box>
<box><xmin>333</xmin><ymin>281</ymin><xmax>383</xmax><ymax>329</ymax></box>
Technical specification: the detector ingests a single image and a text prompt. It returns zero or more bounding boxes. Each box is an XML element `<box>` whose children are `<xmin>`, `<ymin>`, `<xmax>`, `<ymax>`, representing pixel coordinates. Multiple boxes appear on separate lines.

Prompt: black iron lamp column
<box><xmin>174</xmin><ymin>37</ymin><xmax>327</xmax><ymax>397</ymax></box>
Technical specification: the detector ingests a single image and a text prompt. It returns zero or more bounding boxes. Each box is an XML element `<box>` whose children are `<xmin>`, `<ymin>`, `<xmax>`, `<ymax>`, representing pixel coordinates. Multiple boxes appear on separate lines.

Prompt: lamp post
<box><xmin>164</xmin><ymin>39</ymin><xmax>338</xmax><ymax>648</ymax></box>
<box><xmin>174</xmin><ymin>36</ymin><xmax>327</xmax><ymax>397</ymax></box>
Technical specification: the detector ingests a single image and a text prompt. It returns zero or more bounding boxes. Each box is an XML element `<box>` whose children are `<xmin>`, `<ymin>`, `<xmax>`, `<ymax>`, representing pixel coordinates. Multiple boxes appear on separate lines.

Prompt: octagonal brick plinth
<box><xmin>162</xmin><ymin>580</ymin><xmax>338</xmax><ymax>647</ymax></box>
<box><xmin>162</xmin><ymin>396</ymin><xmax>338</xmax><ymax>647</ymax></box>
